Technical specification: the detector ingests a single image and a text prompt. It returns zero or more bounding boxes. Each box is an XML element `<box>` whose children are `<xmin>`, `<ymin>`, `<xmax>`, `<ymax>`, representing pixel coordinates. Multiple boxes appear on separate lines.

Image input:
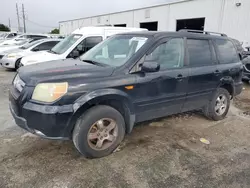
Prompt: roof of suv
<box><xmin>118</xmin><ymin>31</ymin><xmax>230</xmax><ymax>40</ymax></box>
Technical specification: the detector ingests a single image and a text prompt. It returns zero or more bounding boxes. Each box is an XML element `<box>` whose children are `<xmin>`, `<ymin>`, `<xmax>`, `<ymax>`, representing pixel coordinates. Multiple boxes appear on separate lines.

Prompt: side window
<box><xmin>215</xmin><ymin>39</ymin><xmax>239</xmax><ymax>64</ymax></box>
<box><xmin>32</xmin><ymin>41</ymin><xmax>58</xmax><ymax>51</ymax></box>
<box><xmin>85</xmin><ymin>36</ymin><xmax>103</xmax><ymax>51</ymax></box>
<box><xmin>187</xmin><ymin>39</ymin><xmax>213</xmax><ymax>66</ymax></box>
<box><xmin>146</xmin><ymin>38</ymin><xmax>184</xmax><ymax>70</ymax></box>
<box><xmin>72</xmin><ymin>36</ymin><xmax>103</xmax><ymax>57</ymax></box>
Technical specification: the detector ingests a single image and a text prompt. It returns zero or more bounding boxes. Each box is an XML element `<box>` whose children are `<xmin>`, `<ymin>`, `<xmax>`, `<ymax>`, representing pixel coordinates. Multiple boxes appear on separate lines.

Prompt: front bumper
<box><xmin>0</xmin><ymin>57</ymin><xmax>17</xmax><ymax>69</ymax></box>
<box><xmin>9</xmin><ymin>87</ymin><xmax>74</xmax><ymax>140</ymax></box>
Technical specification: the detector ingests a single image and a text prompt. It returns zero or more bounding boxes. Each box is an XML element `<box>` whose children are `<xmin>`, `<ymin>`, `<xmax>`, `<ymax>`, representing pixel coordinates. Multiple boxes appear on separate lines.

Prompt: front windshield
<box><xmin>19</xmin><ymin>40</ymin><xmax>42</xmax><ymax>49</ymax></box>
<box><xmin>80</xmin><ymin>35</ymin><xmax>148</xmax><ymax>67</ymax></box>
<box><xmin>50</xmin><ymin>34</ymin><xmax>82</xmax><ymax>54</ymax></box>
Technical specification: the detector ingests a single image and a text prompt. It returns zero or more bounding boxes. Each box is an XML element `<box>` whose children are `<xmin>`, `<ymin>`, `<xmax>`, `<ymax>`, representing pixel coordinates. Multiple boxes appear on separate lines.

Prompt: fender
<box><xmin>218</xmin><ymin>76</ymin><xmax>235</xmax><ymax>96</ymax></box>
<box><xmin>72</xmin><ymin>88</ymin><xmax>136</xmax><ymax>133</ymax></box>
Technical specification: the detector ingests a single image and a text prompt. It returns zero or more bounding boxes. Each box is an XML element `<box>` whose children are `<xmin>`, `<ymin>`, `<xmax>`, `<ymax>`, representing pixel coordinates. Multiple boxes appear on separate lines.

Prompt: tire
<box><xmin>15</xmin><ymin>58</ymin><xmax>22</xmax><ymax>70</ymax></box>
<box><xmin>203</xmin><ymin>88</ymin><xmax>230</xmax><ymax>121</ymax></box>
<box><xmin>73</xmin><ymin>105</ymin><xmax>125</xmax><ymax>158</ymax></box>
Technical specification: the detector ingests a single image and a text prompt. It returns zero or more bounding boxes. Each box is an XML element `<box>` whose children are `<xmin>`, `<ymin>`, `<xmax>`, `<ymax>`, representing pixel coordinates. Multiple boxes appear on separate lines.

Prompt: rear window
<box><xmin>214</xmin><ymin>39</ymin><xmax>239</xmax><ymax>64</ymax></box>
<box><xmin>187</xmin><ymin>39</ymin><xmax>213</xmax><ymax>66</ymax></box>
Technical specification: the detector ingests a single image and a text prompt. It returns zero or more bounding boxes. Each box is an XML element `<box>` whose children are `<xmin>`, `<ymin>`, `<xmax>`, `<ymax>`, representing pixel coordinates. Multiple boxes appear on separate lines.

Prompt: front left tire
<box><xmin>72</xmin><ymin>105</ymin><xmax>125</xmax><ymax>158</ymax></box>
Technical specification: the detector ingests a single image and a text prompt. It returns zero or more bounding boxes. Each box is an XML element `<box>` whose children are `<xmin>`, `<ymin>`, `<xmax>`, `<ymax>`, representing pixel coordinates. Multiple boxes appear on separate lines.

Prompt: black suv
<box><xmin>9</xmin><ymin>30</ymin><xmax>243</xmax><ymax>158</ymax></box>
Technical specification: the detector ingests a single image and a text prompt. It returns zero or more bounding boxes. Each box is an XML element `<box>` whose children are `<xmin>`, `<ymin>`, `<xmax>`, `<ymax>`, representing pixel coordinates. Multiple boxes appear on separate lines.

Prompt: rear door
<box><xmin>182</xmin><ymin>38</ymin><xmax>219</xmax><ymax>112</ymax></box>
<box><xmin>213</xmin><ymin>39</ymin><xmax>242</xmax><ymax>89</ymax></box>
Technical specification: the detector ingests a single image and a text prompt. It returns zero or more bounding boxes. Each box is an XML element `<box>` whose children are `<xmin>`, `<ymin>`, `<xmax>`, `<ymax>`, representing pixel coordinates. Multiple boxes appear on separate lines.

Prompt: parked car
<box><xmin>20</xmin><ymin>26</ymin><xmax>147</xmax><ymax>66</ymax></box>
<box><xmin>0</xmin><ymin>39</ymin><xmax>61</xmax><ymax>70</ymax></box>
<box><xmin>0</xmin><ymin>34</ymin><xmax>48</xmax><ymax>46</ymax></box>
<box><xmin>0</xmin><ymin>32</ymin><xmax>18</xmax><ymax>40</ymax></box>
<box><xmin>9</xmin><ymin>30</ymin><xmax>243</xmax><ymax>158</ymax></box>
<box><xmin>242</xmin><ymin>56</ymin><xmax>250</xmax><ymax>81</ymax></box>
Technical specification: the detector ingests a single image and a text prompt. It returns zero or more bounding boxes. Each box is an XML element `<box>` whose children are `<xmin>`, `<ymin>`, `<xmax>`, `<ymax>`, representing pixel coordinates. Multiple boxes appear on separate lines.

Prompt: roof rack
<box><xmin>178</xmin><ymin>29</ymin><xmax>227</xmax><ymax>37</ymax></box>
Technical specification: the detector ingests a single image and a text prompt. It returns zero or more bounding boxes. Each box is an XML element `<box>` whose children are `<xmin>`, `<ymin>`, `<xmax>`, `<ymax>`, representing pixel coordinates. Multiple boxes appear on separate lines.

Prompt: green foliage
<box><xmin>50</xmin><ymin>28</ymin><xmax>59</xmax><ymax>34</ymax></box>
<box><xmin>0</xmin><ymin>24</ymin><xmax>10</xmax><ymax>32</ymax></box>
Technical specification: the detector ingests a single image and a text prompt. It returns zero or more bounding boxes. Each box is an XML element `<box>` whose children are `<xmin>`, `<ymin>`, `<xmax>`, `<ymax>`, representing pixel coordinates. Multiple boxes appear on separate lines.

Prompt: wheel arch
<box><xmin>67</xmin><ymin>89</ymin><xmax>136</xmax><ymax>137</ymax></box>
<box><xmin>218</xmin><ymin>77</ymin><xmax>234</xmax><ymax>99</ymax></box>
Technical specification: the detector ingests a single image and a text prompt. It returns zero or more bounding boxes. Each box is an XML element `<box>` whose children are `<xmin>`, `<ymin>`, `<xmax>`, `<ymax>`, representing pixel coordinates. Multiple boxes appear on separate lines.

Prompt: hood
<box><xmin>18</xmin><ymin>59</ymin><xmax>115</xmax><ymax>86</ymax></box>
<box><xmin>0</xmin><ymin>46</ymin><xmax>19</xmax><ymax>53</ymax></box>
<box><xmin>21</xmin><ymin>51</ymin><xmax>61</xmax><ymax>65</ymax></box>
<box><xmin>1</xmin><ymin>48</ymin><xmax>25</xmax><ymax>55</ymax></box>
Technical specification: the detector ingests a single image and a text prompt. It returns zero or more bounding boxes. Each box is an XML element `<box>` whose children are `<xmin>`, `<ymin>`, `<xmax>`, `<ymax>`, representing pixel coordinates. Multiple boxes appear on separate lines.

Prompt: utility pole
<box><xmin>22</xmin><ymin>4</ymin><xmax>26</xmax><ymax>33</ymax></box>
<box><xmin>16</xmin><ymin>3</ymin><xmax>20</xmax><ymax>32</ymax></box>
<box><xmin>8</xmin><ymin>18</ymin><xmax>11</xmax><ymax>29</ymax></box>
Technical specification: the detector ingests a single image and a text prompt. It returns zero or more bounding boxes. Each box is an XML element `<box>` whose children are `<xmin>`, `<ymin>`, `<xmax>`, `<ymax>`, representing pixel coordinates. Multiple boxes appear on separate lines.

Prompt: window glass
<box><xmin>51</xmin><ymin>34</ymin><xmax>82</xmax><ymax>54</ymax></box>
<box><xmin>33</xmin><ymin>41</ymin><xmax>59</xmax><ymax>51</ymax></box>
<box><xmin>146</xmin><ymin>38</ymin><xmax>184</xmax><ymax>70</ymax></box>
<box><xmin>187</xmin><ymin>39</ymin><xmax>212</xmax><ymax>66</ymax></box>
<box><xmin>19</xmin><ymin>40</ymin><xmax>42</xmax><ymax>49</ymax></box>
<box><xmin>215</xmin><ymin>39</ymin><xmax>239</xmax><ymax>64</ymax></box>
<box><xmin>80</xmin><ymin>35</ymin><xmax>148</xmax><ymax>67</ymax></box>
<box><xmin>85</xmin><ymin>36</ymin><xmax>103</xmax><ymax>51</ymax></box>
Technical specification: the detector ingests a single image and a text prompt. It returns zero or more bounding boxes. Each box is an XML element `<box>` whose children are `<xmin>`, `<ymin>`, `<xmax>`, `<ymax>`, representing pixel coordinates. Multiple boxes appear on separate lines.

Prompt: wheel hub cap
<box><xmin>87</xmin><ymin>118</ymin><xmax>118</xmax><ymax>151</ymax></box>
<box><xmin>215</xmin><ymin>94</ymin><xmax>227</xmax><ymax>116</ymax></box>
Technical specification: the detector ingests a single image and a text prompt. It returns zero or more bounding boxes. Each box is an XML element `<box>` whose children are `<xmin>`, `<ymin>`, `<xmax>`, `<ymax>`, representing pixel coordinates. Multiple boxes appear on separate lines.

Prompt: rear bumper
<box><xmin>9</xmin><ymin>88</ymin><xmax>74</xmax><ymax>140</ymax></box>
<box><xmin>242</xmin><ymin>71</ymin><xmax>250</xmax><ymax>81</ymax></box>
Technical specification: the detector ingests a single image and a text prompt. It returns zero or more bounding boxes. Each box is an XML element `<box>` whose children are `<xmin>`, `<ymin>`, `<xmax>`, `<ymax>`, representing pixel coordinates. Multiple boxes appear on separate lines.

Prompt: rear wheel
<box><xmin>203</xmin><ymin>88</ymin><xmax>230</xmax><ymax>121</ymax></box>
<box><xmin>73</xmin><ymin>105</ymin><xmax>125</xmax><ymax>158</ymax></box>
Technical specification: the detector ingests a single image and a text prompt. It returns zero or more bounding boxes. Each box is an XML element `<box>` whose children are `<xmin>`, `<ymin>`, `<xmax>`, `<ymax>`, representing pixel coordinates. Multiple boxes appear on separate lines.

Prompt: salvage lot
<box><xmin>0</xmin><ymin>68</ymin><xmax>250</xmax><ymax>188</ymax></box>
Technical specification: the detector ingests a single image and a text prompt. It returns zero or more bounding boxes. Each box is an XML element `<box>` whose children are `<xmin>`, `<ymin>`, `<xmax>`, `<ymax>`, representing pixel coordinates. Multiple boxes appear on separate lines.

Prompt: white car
<box><xmin>0</xmin><ymin>39</ymin><xmax>61</xmax><ymax>70</ymax></box>
<box><xmin>21</xmin><ymin>26</ymin><xmax>147</xmax><ymax>66</ymax></box>
<box><xmin>0</xmin><ymin>34</ymin><xmax>48</xmax><ymax>46</ymax></box>
<box><xmin>0</xmin><ymin>39</ymin><xmax>33</xmax><ymax>53</ymax></box>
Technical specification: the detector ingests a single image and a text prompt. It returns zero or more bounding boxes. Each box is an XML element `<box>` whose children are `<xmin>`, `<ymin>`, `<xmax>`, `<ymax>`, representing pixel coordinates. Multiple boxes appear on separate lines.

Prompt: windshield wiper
<box><xmin>81</xmin><ymin>59</ymin><xmax>109</xmax><ymax>67</ymax></box>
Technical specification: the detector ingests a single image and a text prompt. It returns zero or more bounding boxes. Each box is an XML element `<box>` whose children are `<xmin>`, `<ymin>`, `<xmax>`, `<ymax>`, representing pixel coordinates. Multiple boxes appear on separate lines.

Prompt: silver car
<box><xmin>0</xmin><ymin>39</ymin><xmax>61</xmax><ymax>70</ymax></box>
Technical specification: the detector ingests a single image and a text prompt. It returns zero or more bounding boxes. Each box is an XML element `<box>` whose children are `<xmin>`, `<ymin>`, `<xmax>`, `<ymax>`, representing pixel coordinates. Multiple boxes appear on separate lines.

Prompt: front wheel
<box><xmin>15</xmin><ymin>58</ymin><xmax>22</xmax><ymax>70</ymax></box>
<box><xmin>203</xmin><ymin>88</ymin><xmax>230</xmax><ymax>121</ymax></box>
<box><xmin>73</xmin><ymin>105</ymin><xmax>125</xmax><ymax>158</ymax></box>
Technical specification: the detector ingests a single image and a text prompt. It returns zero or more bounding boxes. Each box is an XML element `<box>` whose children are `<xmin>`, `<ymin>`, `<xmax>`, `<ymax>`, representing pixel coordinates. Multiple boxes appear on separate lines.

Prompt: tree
<box><xmin>50</xmin><ymin>28</ymin><xmax>59</xmax><ymax>34</ymax></box>
<box><xmin>0</xmin><ymin>24</ymin><xmax>10</xmax><ymax>32</ymax></box>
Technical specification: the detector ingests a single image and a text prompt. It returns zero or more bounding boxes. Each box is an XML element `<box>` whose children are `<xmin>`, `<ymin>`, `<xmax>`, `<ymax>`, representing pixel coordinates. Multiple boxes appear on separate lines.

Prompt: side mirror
<box><xmin>141</xmin><ymin>61</ymin><xmax>160</xmax><ymax>73</ymax></box>
<box><xmin>72</xmin><ymin>50</ymin><xmax>80</xmax><ymax>58</ymax></box>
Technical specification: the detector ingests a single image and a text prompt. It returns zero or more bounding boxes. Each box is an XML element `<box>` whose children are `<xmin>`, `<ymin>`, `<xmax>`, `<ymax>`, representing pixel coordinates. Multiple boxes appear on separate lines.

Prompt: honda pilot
<box><xmin>9</xmin><ymin>30</ymin><xmax>243</xmax><ymax>158</ymax></box>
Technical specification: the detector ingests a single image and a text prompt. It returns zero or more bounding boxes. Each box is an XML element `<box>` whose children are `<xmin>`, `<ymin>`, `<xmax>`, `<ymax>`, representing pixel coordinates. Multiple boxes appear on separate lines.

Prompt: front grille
<box><xmin>245</xmin><ymin>64</ymin><xmax>250</xmax><ymax>72</ymax></box>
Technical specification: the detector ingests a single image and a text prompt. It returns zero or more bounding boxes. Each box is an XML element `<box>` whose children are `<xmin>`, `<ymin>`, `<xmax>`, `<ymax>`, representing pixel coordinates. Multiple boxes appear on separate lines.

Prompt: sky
<box><xmin>0</xmin><ymin>0</ymin><xmax>173</xmax><ymax>33</ymax></box>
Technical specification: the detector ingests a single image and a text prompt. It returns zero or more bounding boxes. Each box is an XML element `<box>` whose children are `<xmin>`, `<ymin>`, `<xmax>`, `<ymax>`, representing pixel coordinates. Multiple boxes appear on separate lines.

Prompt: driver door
<box><xmin>133</xmin><ymin>38</ymin><xmax>189</xmax><ymax>122</ymax></box>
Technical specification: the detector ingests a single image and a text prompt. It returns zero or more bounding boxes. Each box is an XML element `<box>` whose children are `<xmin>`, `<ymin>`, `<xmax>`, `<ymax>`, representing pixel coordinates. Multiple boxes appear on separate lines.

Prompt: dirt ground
<box><xmin>0</xmin><ymin>68</ymin><xmax>250</xmax><ymax>188</ymax></box>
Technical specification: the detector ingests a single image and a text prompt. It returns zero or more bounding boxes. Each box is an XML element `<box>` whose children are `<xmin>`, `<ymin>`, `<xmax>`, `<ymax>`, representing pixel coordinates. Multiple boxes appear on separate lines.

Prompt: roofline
<box><xmin>59</xmin><ymin>0</ymin><xmax>193</xmax><ymax>23</ymax></box>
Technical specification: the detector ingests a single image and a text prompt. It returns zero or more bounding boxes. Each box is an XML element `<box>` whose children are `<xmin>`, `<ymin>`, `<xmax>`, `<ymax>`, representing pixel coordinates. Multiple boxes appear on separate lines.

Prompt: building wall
<box><xmin>59</xmin><ymin>0</ymin><xmax>250</xmax><ymax>45</ymax></box>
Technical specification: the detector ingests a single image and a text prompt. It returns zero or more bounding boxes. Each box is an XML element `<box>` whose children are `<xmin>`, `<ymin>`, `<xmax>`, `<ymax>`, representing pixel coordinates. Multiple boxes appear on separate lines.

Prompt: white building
<box><xmin>59</xmin><ymin>0</ymin><xmax>250</xmax><ymax>46</ymax></box>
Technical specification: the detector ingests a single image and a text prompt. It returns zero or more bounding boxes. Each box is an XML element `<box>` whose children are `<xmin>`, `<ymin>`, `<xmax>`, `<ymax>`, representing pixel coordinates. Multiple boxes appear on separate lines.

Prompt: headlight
<box><xmin>32</xmin><ymin>82</ymin><xmax>68</xmax><ymax>103</ymax></box>
<box><xmin>7</xmin><ymin>53</ymin><xmax>16</xmax><ymax>58</ymax></box>
<box><xmin>13</xmin><ymin>74</ymin><xmax>25</xmax><ymax>92</ymax></box>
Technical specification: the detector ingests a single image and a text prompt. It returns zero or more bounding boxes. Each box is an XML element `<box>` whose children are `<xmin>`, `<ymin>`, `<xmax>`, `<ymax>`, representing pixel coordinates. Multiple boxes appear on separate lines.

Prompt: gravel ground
<box><xmin>0</xmin><ymin>68</ymin><xmax>250</xmax><ymax>188</ymax></box>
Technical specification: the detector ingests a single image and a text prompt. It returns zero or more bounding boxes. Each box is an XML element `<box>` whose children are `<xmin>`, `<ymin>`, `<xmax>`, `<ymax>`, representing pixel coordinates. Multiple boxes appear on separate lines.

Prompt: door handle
<box><xmin>214</xmin><ymin>70</ymin><xmax>221</xmax><ymax>75</ymax></box>
<box><xmin>176</xmin><ymin>74</ymin><xmax>183</xmax><ymax>81</ymax></box>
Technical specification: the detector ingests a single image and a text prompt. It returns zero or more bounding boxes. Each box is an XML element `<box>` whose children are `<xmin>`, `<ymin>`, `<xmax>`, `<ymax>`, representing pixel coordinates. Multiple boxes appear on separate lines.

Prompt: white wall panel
<box><xmin>59</xmin><ymin>0</ymin><xmax>250</xmax><ymax>44</ymax></box>
<box><xmin>109</xmin><ymin>12</ymin><xmax>134</xmax><ymax>27</ymax></box>
<box><xmin>133</xmin><ymin>5</ymin><xmax>169</xmax><ymax>30</ymax></box>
